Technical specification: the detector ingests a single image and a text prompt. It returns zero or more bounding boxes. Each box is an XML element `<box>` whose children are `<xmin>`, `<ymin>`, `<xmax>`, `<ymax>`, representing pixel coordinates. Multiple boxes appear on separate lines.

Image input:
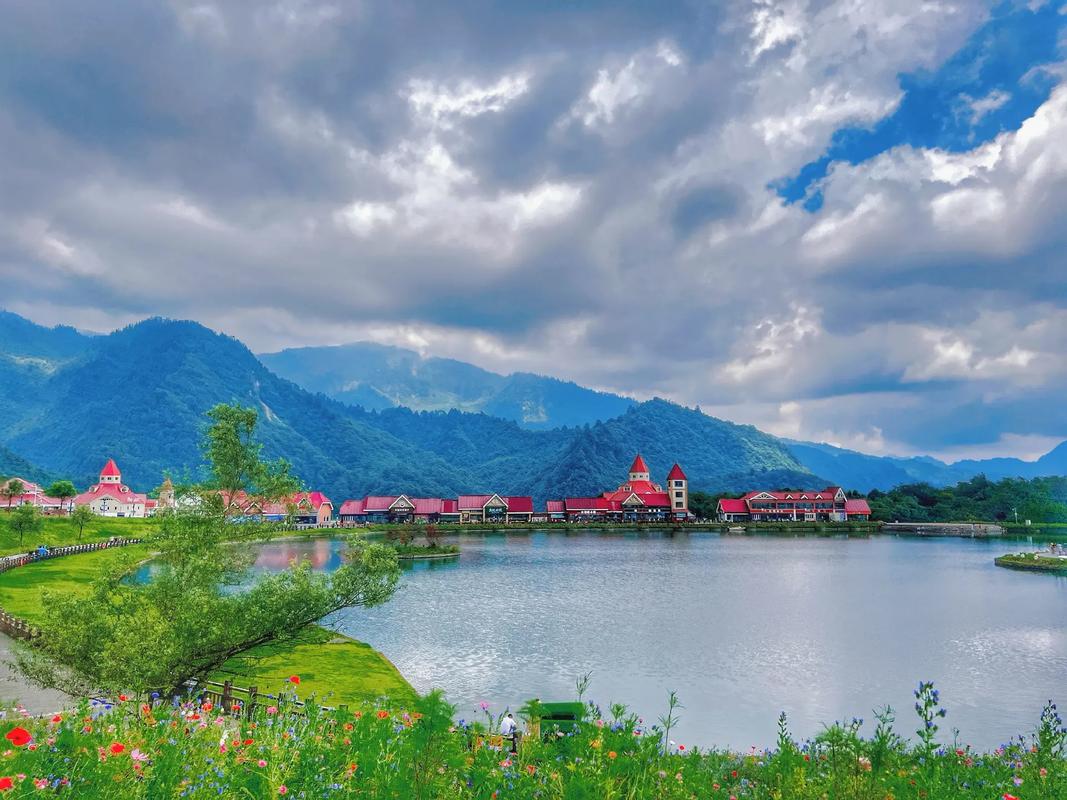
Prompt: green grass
<box><xmin>0</xmin><ymin>541</ymin><xmax>416</xmax><ymax>706</ymax></box>
<box><xmin>0</xmin><ymin>514</ymin><xmax>158</xmax><ymax>556</ymax></box>
<box><xmin>212</xmin><ymin>624</ymin><xmax>416</xmax><ymax>706</ymax></box>
<box><xmin>0</xmin><ymin>543</ymin><xmax>153</xmax><ymax>621</ymax></box>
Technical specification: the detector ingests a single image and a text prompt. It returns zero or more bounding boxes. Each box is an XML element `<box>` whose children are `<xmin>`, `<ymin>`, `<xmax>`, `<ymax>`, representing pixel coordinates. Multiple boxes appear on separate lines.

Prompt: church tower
<box><xmin>158</xmin><ymin>477</ymin><xmax>175</xmax><ymax>509</ymax></box>
<box><xmin>667</xmin><ymin>463</ymin><xmax>688</xmax><ymax>516</ymax></box>
<box><xmin>99</xmin><ymin>459</ymin><xmax>122</xmax><ymax>485</ymax></box>
<box><xmin>628</xmin><ymin>454</ymin><xmax>651</xmax><ymax>483</ymax></box>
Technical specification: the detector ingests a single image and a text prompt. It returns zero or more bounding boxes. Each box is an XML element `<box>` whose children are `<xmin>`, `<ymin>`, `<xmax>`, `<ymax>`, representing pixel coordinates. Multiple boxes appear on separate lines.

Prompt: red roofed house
<box><xmin>339</xmin><ymin>496</ymin><xmax>461</xmax><ymax>524</ymax></box>
<box><xmin>0</xmin><ymin>478</ymin><xmax>65</xmax><ymax>513</ymax></box>
<box><xmin>554</xmin><ymin>455</ymin><xmax>690</xmax><ymax>522</ymax></box>
<box><xmin>218</xmin><ymin>489</ymin><xmax>333</xmax><ymax>524</ymax></box>
<box><xmin>716</xmin><ymin>487</ymin><xmax>871</xmax><ymax>522</ymax></box>
<box><xmin>74</xmin><ymin>460</ymin><xmax>150</xmax><ymax>518</ymax></box>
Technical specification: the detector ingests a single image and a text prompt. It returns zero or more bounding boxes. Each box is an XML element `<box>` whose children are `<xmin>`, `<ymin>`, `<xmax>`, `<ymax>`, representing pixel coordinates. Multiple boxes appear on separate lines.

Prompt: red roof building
<box><xmin>716</xmin><ymin>487</ymin><xmax>871</xmax><ymax>522</ymax></box>
<box><xmin>220</xmin><ymin>488</ymin><xmax>333</xmax><ymax>524</ymax></box>
<box><xmin>73</xmin><ymin>461</ymin><xmax>150</xmax><ymax>518</ymax></box>
<box><xmin>551</xmin><ymin>455</ymin><xmax>690</xmax><ymax>522</ymax></box>
<box><xmin>0</xmin><ymin>478</ymin><xmax>66</xmax><ymax>513</ymax></box>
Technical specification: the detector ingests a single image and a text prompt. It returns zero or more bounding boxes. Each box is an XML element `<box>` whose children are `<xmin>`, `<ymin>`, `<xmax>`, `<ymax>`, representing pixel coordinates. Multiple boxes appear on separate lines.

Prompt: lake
<box><xmin>244</xmin><ymin>531</ymin><xmax>1067</xmax><ymax>749</ymax></box>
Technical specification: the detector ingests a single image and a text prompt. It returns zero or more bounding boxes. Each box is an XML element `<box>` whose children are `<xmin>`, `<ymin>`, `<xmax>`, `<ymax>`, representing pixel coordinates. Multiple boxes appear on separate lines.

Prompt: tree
<box><xmin>46</xmin><ymin>480</ymin><xmax>77</xmax><ymax>513</ymax></box>
<box><xmin>1</xmin><ymin>479</ymin><xmax>24</xmax><ymax>511</ymax></box>
<box><xmin>69</xmin><ymin>505</ymin><xmax>95</xmax><ymax>541</ymax></box>
<box><xmin>204</xmin><ymin>404</ymin><xmax>298</xmax><ymax>509</ymax></box>
<box><xmin>424</xmin><ymin>524</ymin><xmax>442</xmax><ymax>549</ymax></box>
<box><xmin>8</xmin><ymin>503</ymin><xmax>43</xmax><ymax>546</ymax></box>
<box><xmin>15</xmin><ymin>403</ymin><xmax>400</xmax><ymax>698</ymax></box>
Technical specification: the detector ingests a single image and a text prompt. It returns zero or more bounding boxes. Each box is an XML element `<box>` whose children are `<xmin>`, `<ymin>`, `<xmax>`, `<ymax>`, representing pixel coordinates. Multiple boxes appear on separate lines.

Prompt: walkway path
<box><xmin>0</xmin><ymin>630</ymin><xmax>72</xmax><ymax>714</ymax></box>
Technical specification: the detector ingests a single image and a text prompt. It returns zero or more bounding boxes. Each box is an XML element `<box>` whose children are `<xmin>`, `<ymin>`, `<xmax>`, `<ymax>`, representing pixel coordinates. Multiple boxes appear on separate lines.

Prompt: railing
<box><xmin>0</xmin><ymin>538</ymin><xmax>143</xmax><ymax>641</ymax></box>
<box><xmin>188</xmin><ymin>678</ymin><xmax>344</xmax><ymax>719</ymax></box>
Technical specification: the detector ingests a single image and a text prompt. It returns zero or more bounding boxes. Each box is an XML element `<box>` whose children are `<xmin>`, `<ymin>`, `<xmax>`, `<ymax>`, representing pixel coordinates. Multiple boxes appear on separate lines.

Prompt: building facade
<box><xmin>73</xmin><ymin>460</ymin><xmax>152</xmax><ymax>518</ymax></box>
<box><xmin>716</xmin><ymin>487</ymin><xmax>871</xmax><ymax>522</ymax></box>
<box><xmin>338</xmin><ymin>494</ymin><xmax>532</xmax><ymax>524</ymax></box>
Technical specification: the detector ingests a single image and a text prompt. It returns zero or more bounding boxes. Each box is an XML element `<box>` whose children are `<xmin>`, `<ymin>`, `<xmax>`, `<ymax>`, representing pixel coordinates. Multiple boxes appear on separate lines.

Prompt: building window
<box><xmin>673</xmin><ymin>480</ymin><xmax>684</xmax><ymax>488</ymax></box>
<box><xmin>674</xmin><ymin>491</ymin><xmax>683</xmax><ymax>499</ymax></box>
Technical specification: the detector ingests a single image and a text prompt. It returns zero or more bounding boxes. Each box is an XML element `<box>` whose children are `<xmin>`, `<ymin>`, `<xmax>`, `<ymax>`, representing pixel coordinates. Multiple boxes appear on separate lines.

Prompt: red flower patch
<box><xmin>5</xmin><ymin>727</ymin><xmax>31</xmax><ymax>747</ymax></box>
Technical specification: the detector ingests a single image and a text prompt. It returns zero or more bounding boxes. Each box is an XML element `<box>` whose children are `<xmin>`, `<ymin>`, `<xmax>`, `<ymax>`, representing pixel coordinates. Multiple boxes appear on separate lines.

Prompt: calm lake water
<box><xmin>245</xmin><ymin>531</ymin><xmax>1067</xmax><ymax>749</ymax></box>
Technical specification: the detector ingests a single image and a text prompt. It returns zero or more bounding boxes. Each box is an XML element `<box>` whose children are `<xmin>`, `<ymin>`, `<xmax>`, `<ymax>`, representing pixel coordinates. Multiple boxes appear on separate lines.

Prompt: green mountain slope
<box><xmin>259</xmin><ymin>342</ymin><xmax>635</xmax><ymax>429</ymax></box>
<box><xmin>523</xmin><ymin>399</ymin><xmax>819</xmax><ymax>500</ymax></box>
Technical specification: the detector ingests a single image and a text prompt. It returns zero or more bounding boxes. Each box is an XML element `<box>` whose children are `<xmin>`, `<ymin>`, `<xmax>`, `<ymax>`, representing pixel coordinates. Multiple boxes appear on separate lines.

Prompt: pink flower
<box><xmin>130</xmin><ymin>749</ymin><xmax>149</xmax><ymax>762</ymax></box>
<box><xmin>266</xmin><ymin>706</ymin><xmax>278</xmax><ymax>715</ymax></box>
<box><xmin>278</xmin><ymin>787</ymin><xmax>288</xmax><ymax>795</ymax></box>
<box><xmin>258</xmin><ymin>760</ymin><xmax>267</xmax><ymax>768</ymax></box>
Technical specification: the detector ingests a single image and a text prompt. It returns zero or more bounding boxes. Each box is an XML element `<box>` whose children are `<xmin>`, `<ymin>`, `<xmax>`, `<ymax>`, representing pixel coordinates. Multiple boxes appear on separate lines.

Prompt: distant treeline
<box><xmin>693</xmin><ymin>474</ymin><xmax>1067</xmax><ymax>524</ymax></box>
<box><xmin>866</xmin><ymin>474</ymin><xmax>1067</xmax><ymax>523</ymax></box>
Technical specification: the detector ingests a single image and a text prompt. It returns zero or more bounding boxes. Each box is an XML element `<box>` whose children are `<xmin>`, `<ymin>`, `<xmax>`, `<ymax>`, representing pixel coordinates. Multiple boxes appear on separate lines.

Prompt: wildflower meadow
<box><xmin>0</xmin><ymin>681</ymin><xmax>1062</xmax><ymax>798</ymax></box>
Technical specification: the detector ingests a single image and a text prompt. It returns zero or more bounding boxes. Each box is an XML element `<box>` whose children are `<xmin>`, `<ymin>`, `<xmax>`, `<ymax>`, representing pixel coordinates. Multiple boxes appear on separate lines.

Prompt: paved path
<box><xmin>0</xmin><ymin>631</ymin><xmax>72</xmax><ymax>714</ymax></box>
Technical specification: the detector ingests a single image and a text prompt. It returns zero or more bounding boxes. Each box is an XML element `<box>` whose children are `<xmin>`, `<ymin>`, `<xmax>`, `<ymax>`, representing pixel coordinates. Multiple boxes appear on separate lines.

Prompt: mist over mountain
<box><xmin>259</xmin><ymin>343</ymin><xmax>635</xmax><ymax>429</ymax></box>
<box><xmin>1</xmin><ymin>310</ymin><xmax>1065</xmax><ymax>501</ymax></box>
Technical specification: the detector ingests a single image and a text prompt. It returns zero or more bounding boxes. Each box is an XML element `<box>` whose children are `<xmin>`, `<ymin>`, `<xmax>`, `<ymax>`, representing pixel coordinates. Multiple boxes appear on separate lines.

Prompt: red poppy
<box><xmin>289</xmin><ymin>676</ymin><xmax>300</xmax><ymax>685</ymax></box>
<box><xmin>730</xmin><ymin>770</ymin><xmax>738</xmax><ymax>779</ymax></box>
<box><xmin>0</xmin><ymin>777</ymin><xmax>11</xmax><ymax>791</ymax></box>
<box><xmin>5</xmin><ymin>727</ymin><xmax>31</xmax><ymax>747</ymax></box>
<box><xmin>50</xmin><ymin>715</ymin><xmax>62</xmax><ymax>724</ymax></box>
<box><xmin>244</xmin><ymin>738</ymin><xmax>254</xmax><ymax>746</ymax></box>
<box><xmin>376</xmin><ymin>710</ymin><xmax>389</xmax><ymax>720</ymax></box>
<box><xmin>118</xmin><ymin>694</ymin><xmax>128</xmax><ymax>702</ymax></box>
<box><xmin>110</xmin><ymin>742</ymin><xmax>125</xmax><ymax>755</ymax></box>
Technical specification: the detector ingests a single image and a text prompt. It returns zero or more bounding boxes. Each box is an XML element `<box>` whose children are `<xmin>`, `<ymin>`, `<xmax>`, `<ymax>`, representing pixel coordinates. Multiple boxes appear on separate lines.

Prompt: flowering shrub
<box><xmin>0</xmin><ymin>682</ymin><xmax>1062</xmax><ymax>798</ymax></box>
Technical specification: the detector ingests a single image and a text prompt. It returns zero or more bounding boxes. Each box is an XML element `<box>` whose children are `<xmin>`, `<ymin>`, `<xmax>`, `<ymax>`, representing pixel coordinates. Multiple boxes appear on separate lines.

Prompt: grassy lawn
<box><xmin>0</xmin><ymin>544</ymin><xmax>152</xmax><ymax>621</ymax></box>
<box><xmin>0</xmin><ymin>542</ymin><xmax>416</xmax><ymax>706</ymax></box>
<box><xmin>0</xmin><ymin>514</ymin><xmax>158</xmax><ymax>556</ymax></box>
<box><xmin>213</xmin><ymin>624</ymin><xmax>416</xmax><ymax>706</ymax></box>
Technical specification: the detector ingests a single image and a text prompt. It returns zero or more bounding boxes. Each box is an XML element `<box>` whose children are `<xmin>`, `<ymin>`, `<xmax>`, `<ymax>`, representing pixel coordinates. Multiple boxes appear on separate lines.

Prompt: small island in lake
<box><xmin>995</xmin><ymin>546</ymin><xmax>1067</xmax><ymax>573</ymax></box>
<box><xmin>388</xmin><ymin>525</ymin><xmax>460</xmax><ymax>559</ymax></box>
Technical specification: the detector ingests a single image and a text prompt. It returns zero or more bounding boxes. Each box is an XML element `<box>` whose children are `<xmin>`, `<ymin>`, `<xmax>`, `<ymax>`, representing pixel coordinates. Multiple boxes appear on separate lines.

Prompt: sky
<box><xmin>1</xmin><ymin>1</ymin><xmax>1066</xmax><ymax>462</ymax></box>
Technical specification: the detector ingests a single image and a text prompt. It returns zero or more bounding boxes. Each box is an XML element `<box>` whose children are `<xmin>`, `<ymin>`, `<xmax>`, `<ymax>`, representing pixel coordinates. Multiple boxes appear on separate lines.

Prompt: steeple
<box><xmin>99</xmin><ymin>459</ymin><xmax>122</xmax><ymax>484</ymax></box>
<box><xmin>628</xmin><ymin>454</ymin><xmax>650</xmax><ymax>482</ymax></box>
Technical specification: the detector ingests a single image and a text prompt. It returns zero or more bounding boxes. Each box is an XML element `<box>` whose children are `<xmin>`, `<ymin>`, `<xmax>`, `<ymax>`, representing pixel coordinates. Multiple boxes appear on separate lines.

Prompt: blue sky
<box><xmin>0</xmin><ymin>0</ymin><xmax>1066</xmax><ymax>461</ymax></box>
<box><xmin>776</xmin><ymin>2</ymin><xmax>1064</xmax><ymax>210</ymax></box>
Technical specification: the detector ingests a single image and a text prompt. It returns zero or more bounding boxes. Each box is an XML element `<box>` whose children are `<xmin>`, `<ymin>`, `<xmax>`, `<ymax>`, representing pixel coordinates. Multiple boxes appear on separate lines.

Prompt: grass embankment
<box><xmin>995</xmin><ymin>552</ymin><xmax>1067</xmax><ymax>573</ymax></box>
<box><xmin>0</xmin><ymin>515</ymin><xmax>158</xmax><ymax>557</ymax></box>
<box><xmin>0</xmin><ymin>541</ymin><xmax>415</xmax><ymax>706</ymax></box>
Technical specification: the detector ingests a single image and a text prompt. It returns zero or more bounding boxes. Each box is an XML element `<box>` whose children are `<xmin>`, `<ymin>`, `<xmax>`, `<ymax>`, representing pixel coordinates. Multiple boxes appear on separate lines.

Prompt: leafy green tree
<box><xmin>204</xmin><ymin>404</ymin><xmax>299</xmax><ymax>507</ymax></box>
<box><xmin>69</xmin><ymin>505</ymin><xmax>95</xmax><ymax>541</ymax></box>
<box><xmin>8</xmin><ymin>503</ymin><xmax>43</xmax><ymax>545</ymax></box>
<box><xmin>1</xmin><ymin>478</ymin><xmax>24</xmax><ymax>511</ymax></box>
<box><xmin>46</xmin><ymin>480</ymin><xmax>77</xmax><ymax>512</ymax></box>
<box><xmin>15</xmin><ymin>403</ymin><xmax>400</xmax><ymax>698</ymax></box>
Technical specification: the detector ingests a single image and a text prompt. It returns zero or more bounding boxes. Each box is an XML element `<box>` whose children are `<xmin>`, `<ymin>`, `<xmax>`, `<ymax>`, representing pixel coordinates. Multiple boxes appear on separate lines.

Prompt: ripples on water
<box><xmin>247</xmin><ymin>531</ymin><xmax>1067</xmax><ymax>749</ymax></box>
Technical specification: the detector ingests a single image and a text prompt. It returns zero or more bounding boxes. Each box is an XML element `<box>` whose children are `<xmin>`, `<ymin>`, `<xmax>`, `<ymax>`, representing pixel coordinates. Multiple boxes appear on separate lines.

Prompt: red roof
<box><xmin>363</xmin><ymin>495</ymin><xmax>401</xmax><ymax>512</ymax></box>
<box><xmin>340</xmin><ymin>499</ymin><xmax>365</xmax><ymax>515</ymax></box>
<box><xmin>413</xmin><ymin>498</ymin><xmax>444</xmax><ymax>515</ymax></box>
<box><xmin>74</xmin><ymin>483</ymin><xmax>147</xmax><ymax>505</ymax></box>
<box><xmin>845</xmin><ymin>499</ymin><xmax>872</xmax><ymax>515</ymax></box>
<box><xmin>294</xmin><ymin>491</ymin><xmax>332</xmax><ymax>509</ymax></box>
<box><xmin>629</xmin><ymin>454</ymin><xmax>649</xmax><ymax>474</ymax></box>
<box><xmin>458</xmin><ymin>494</ymin><xmax>509</xmax><ymax>510</ymax></box>
<box><xmin>640</xmin><ymin>492</ymin><xmax>672</xmax><ymax>508</ymax></box>
<box><xmin>505</xmin><ymin>496</ymin><xmax>533</xmax><ymax>513</ymax></box>
<box><xmin>441</xmin><ymin>499</ymin><xmax>458</xmax><ymax>514</ymax></box>
<box><xmin>667</xmin><ymin>463</ymin><xmax>687</xmax><ymax>481</ymax></box>
<box><xmin>565</xmin><ymin>497</ymin><xmax>611</xmax><ymax>511</ymax></box>
<box><xmin>740</xmin><ymin>487</ymin><xmax>845</xmax><ymax>502</ymax></box>
<box><xmin>99</xmin><ymin>459</ymin><xmax>121</xmax><ymax>478</ymax></box>
<box><xmin>546</xmin><ymin>500</ymin><xmax>565</xmax><ymax>513</ymax></box>
<box><xmin>717</xmin><ymin>498</ymin><xmax>748</xmax><ymax>513</ymax></box>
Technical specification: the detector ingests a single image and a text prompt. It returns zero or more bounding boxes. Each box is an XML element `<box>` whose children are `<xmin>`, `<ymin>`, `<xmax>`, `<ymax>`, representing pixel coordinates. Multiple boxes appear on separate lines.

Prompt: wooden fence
<box><xmin>191</xmin><ymin>679</ymin><xmax>340</xmax><ymax>718</ymax></box>
<box><xmin>0</xmin><ymin>538</ymin><xmax>142</xmax><ymax>641</ymax></box>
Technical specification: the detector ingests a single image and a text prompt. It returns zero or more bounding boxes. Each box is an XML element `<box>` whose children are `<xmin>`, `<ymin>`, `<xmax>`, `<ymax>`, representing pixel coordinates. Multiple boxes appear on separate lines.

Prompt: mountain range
<box><xmin>1</xmin><ymin>309</ymin><xmax>1064</xmax><ymax>500</ymax></box>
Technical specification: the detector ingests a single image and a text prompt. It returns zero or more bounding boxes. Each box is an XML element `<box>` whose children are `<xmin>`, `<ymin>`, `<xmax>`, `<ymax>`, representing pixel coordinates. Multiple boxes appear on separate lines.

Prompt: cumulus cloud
<box><xmin>0</xmin><ymin>0</ymin><xmax>1065</xmax><ymax>459</ymax></box>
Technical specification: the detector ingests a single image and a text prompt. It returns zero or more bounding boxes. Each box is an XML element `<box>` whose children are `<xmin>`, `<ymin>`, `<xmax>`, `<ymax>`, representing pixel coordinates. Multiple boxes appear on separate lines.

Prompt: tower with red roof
<box><xmin>666</xmin><ymin>463</ymin><xmax>688</xmax><ymax>517</ymax></box>
<box><xmin>628</xmin><ymin>454</ymin><xmax>650</xmax><ymax>482</ymax></box>
<box><xmin>99</xmin><ymin>459</ymin><xmax>122</xmax><ymax>484</ymax></box>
